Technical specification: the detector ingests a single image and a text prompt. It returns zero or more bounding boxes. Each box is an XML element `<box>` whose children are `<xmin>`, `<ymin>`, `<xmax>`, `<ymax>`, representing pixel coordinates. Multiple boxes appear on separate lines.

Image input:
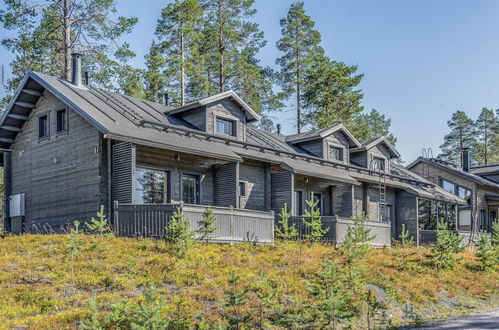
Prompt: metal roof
<box><xmin>350</xmin><ymin>136</ymin><xmax>401</xmax><ymax>159</ymax></box>
<box><xmin>280</xmin><ymin>158</ymin><xmax>358</xmax><ymax>184</ymax></box>
<box><xmin>285</xmin><ymin>124</ymin><xmax>361</xmax><ymax>148</ymax></box>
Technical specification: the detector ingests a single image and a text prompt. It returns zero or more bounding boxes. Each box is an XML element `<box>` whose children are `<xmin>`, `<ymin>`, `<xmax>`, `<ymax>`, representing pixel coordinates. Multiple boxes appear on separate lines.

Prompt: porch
<box><xmin>286</xmin><ymin>216</ymin><xmax>392</xmax><ymax>247</ymax></box>
<box><xmin>113</xmin><ymin>202</ymin><xmax>274</xmax><ymax>244</ymax></box>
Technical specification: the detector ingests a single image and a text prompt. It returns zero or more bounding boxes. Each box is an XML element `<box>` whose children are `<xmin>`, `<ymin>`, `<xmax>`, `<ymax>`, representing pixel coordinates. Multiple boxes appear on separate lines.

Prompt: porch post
<box><xmin>3</xmin><ymin>151</ymin><xmax>11</xmax><ymax>233</ymax></box>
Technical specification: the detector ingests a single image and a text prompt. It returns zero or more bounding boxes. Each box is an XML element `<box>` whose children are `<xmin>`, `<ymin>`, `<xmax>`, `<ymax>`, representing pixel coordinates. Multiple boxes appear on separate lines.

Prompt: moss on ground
<box><xmin>0</xmin><ymin>235</ymin><xmax>497</xmax><ymax>328</ymax></box>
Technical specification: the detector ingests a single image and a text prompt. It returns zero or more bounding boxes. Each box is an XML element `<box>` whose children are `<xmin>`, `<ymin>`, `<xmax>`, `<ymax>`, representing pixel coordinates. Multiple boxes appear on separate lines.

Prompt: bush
<box><xmin>275</xmin><ymin>203</ymin><xmax>298</xmax><ymax>240</ymax></box>
<box><xmin>223</xmin><ymin>271</ymin><xmax>251</xmax><ymax>329</ymax></box>
<box><xmin>303</xmin><ymin>196</ymin><xmax>328</xmax><ymax>242</ymax></box>
<box><xmin>475</xmin><ymin>233</ymin><xmax>498</xmax><ymax>271</ymax></box>
<box><xmin>85</xmin><ymin>205</ymin><xmax>112</xmax><ymax>236</ymax></box>
<box><xmin>491</xmin><ymin>219</ymin><xmax>499</xmax><ymax>246</ymax></box>
<box><xmin>394</xmin><ymin>224</ymin><xmax>415</xmax><ymax>247</ymax></box>
<box><xmin>340</xmin><ymin>214</ymin><xmax>375</xmax><ymax>262</ymax></box>
<box><xmin>430</xmin><ymin>221</ymin><xmax>464</xmax><ymax>270</ymax></box>
<box><xmin>165</xmin><ymin>208</ymin><xmax>195</xmax><ymax>258</ymax></box>
<box><xmin>197</xmin><ymin>207</ymin><xmax>217</xmax><ymax>242</ymax></box>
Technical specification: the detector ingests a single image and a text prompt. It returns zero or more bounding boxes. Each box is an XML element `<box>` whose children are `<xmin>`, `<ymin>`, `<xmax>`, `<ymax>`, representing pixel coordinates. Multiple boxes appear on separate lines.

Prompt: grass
<box><xmin>0</xmin><ymin>234</ymin><xmax>497</xmax><ymax>328</ymax></box>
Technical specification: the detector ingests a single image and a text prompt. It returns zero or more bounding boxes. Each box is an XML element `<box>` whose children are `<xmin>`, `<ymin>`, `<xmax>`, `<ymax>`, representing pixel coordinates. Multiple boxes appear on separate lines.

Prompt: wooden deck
<box><xmin>113</xmin><ymin>202</ymin><xmax>275</xmax><ymax>244</ymax></box>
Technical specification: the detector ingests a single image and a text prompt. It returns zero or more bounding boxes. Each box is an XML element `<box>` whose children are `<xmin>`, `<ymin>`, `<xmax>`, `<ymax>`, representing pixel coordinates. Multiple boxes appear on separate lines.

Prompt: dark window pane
<box><xmin>38</xmin><ymin>115</ymin><xmax>48</xmax><ymax>138</ymax></box>
<box><xmin>182</xmin><ymin>174</ymin><xmax>199</xmax><ymax>204</ymax></box>
<box><xmin>294</xmin><ymin>191</ymin><xmax>303</xmax><ymax>215</ymax></box>
<box><xmin>135</xmin><ymin>167</ymin><xmax>166</xmax><ymax>203</ymax></box>
<box><xmin>239</xmin><ymin>181</ymin><xmax>246</xmax><ymax>196</ymax></box>
<box><xmin>56</xmin><ymin>109</ymin><xmax>66</xmax><ymax>132</ymax></box>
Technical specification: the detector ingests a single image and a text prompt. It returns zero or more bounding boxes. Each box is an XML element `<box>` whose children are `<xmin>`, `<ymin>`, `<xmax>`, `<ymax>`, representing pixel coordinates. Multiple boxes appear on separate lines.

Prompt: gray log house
<box><xmin>1</xmin><ymin>54</ymin><xmax>469</xmax><ymax>246</ymax></box>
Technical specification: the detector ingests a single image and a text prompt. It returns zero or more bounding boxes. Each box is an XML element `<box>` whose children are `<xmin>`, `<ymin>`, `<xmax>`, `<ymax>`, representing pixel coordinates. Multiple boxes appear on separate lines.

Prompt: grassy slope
<box><xmin>0</xmin><ymin>234</ymin><xmax>497</xmax><ymax>329</ymax></box>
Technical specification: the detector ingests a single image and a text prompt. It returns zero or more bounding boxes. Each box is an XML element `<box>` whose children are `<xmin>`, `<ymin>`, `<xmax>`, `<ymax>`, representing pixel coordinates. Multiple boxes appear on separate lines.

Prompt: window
<box><xmin>418</xmin><ymin>198</ymin><xmax>457</xmax><ymax>230</ymax></box>
<box><xmin>310</xmin><ymin>192</ymin><xmax>322</xmax><ymax>215</ymax></box>
<box><xmin>182</xmin><ymin>173</ymin><xmax>200</xmax><ymax>204</ymax></box>
<box><xmin>293</xmin><ymin>190</ymin><xmax>303</xmax><ymax>216</ymax></box>
<box><xmin>38</xmin><ymin>115</ymin><xmax>48</xmax><ymax>139</ymax></box>
<box><xmin>328</xmin><ymin>145</ymin><xmax>343</xmax><ymax>161</ymax></box>
<box><xmin>457</xmin><ymin>186</ymin><xmax>471</xmax><ymax>199</ymax></box>
<box><xmin>372</xmin><ymin>157</ymin><xmax>385</xmax><ymax>171</ymax></box>
<box><xmin>440</xmin><ymin>179</ymin><xmax>456</xmax><ymax>194</ymax></box>
<box><xmin>458</xmin><ymin>208</ymin><xmax>472</xmax><ymax>231</ymax></box>
<box><xmin>56</xmin><ymin>108</ymin><xmax>67</xmax><ymax>133</ymax></box>
<box><xmin>382</xmin><ymin>205</ymin><xmax>392</xmax><ymax>222</ymax></box>
<box><xmin>239</xmin><ymin>181</ymin><xmax>247</xmax><ymax>197</ymax></box>
<box><xmin>135</xmin><ymin>167</ymin><xmax>168</xmax><ymax>203</ymax></box>
<box><xmin>480</xmin><ymin>209</ymin><xmax>489</xmax><ymax>232</ymax></box>
<box><xmin>215</xmin><ymin>118</ymin><xmax>234</xmax><ymax>136</ymax></box>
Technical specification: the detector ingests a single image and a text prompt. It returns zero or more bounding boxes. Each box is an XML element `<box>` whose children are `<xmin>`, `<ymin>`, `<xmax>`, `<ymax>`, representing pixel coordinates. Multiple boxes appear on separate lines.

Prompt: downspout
<box><xmin>107</xmin><ymin>138</ymin><xmax>112</xmax><ymax>222</ymax></box>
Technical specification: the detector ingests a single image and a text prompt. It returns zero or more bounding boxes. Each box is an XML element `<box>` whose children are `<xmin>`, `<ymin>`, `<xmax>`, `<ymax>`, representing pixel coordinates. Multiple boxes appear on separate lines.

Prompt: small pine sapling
<box><xmin>275</xmin><ymin>203</ymin><xmax>298</xmax><ymax>240</ymax></box>
<box><xmin>430</xmin><ymin>221</ymin><xmax>464</xmax><ymax>270</ymax></box>
<box><xmin>165</xmin><ymin>208</ymin><xmax>195</xmax><ymax>258</ymax></box>
<box><xmin>64</xmin><ymin>221</ymin><xmax>84</xmax><ymax>285</ymax></box>
<box><xmin>223</xmin><ymin>271</ymin><xmax>252</xmax><ymax>329</ymax></box>
<box><xmin>197</xmin><ymin>207</ymin><xmax>217</xmax><ymax>243</ymax></box>
<box><xmin>253</xmin><ymin>270</ymin><xmax>282</xmax><ymax>328</ymax></box>
<box><xmin>85</xmin><ymin>205</ymin><xmax>112</xmax><ymax>236</ymax></box>
<box><xmin>303</xmin><ymin>196</ymin><xmax>328</xmax><ymax>243</ymax></box>
<box><xmin>491</xmin><ymin>219</ymin><xmax>499</xmax><ymax>246</ymax></box>
<box><xmin>340</xmin><ymin>214</ymin><xmax>376</xmax><ymax>262</ymax></box>
<box><xmin>397</xmin><ymin>224</ymin><xmax>415</xmax><ymax>247</ymax></box>
<box><xmin>364</xmin><ymin>289</ymin><xmax>387</xmax><ymax>330</ymax></box>
<box><xmin>475</xmin><ymin>233</ymin><xmax>498</xmax><ymax>271</ymax></box>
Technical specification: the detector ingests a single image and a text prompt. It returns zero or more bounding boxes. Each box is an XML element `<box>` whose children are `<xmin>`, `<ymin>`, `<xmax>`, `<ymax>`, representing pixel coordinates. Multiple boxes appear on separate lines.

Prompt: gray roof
<box><xmin>407</xmin><ymin>157</ymin><xmax>499</xmax><ymax>190</ymax></box>
<box><xmin>351</xmin><ymin>136</ymin><xmax>401</xmax><ymax>159</ymax></box>
<box><xmin>471</xmin><ymin>164</ymin><xmax>499</xmax><ymax>175</ymax></box>
<box><xmin>285</xmin><ymin>124</ymin><xmax>361</xmax><ymax>148</ymax></box>
<box><xmin>0</xmin><ymin>71</ymin><xmax>469</xmax><ymax>202</ymax></box>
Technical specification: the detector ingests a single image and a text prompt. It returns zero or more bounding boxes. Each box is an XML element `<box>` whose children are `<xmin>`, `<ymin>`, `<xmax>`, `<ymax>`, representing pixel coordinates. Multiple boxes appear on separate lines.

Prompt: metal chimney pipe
<box><xmin>462</xmin><ymin>148</ymin><xmax>471</xmax><ymax>172</ymax></box>
<box><xmin>276</xmin><ymin>124</ymin><xmax>281</xmax><ymax>135</ymax></box>
<box><xmin>164</xmin><ymin>93</ymin><xmax>169</xmax><ymax>106</ymax></box>
<box><xmin>71</xmin><ymin>53</ymin><xmax>82</xmax><ymax>87</ymax></box>
<box><xmin>84</xmin><ymin>71</ymin><xmax>89</xmax><ymax>85</ymax></box>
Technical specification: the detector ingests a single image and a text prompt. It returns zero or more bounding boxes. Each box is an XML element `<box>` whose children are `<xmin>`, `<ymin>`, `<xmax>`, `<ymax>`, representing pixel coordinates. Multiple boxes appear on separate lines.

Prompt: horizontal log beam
<box><xmin>1</xmin><ymin>125</ymin><xmax>22</xmax><ymax>132</ymax></box>
<box><xmin>0</xmin><ymin>137</ymin><xmax>15</xmax><ymax>143</ymax></box>
<box><xmin>14</xmin><ymin>102</ymin><xmax>35</xmax><ymax>109</ymax></box>
<box><xmin>21</xmin><ymin>89</ymin><xmax>42</xmax><ymax>96</ymax></box>
<box><xmin>7</xmin><ymin>113</ymin><xmax>29</xmax><ymax>121</ymax></box>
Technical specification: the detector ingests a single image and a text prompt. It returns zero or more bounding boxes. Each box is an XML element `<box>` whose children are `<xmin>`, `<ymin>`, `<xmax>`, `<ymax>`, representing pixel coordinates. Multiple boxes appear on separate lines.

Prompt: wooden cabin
<box><xmin>0</xmin><ymin>56</ymin><xmax>468</xmax><ymax>245</ymax></box>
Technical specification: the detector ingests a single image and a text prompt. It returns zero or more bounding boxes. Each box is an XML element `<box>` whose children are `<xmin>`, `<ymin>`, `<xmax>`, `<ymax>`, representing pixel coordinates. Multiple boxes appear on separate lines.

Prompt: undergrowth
<box><xmin>0</xmin><ymin>234</ymin><xmax>496</xmax><ymax>328</ymax></box>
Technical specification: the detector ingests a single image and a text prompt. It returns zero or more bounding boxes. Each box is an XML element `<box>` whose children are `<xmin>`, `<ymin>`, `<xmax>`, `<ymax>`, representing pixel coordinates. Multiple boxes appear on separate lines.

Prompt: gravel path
<box><xmin>410</xmin><ymin>307</ymin><xmax>499</xmax><ymax>329</ymax></box>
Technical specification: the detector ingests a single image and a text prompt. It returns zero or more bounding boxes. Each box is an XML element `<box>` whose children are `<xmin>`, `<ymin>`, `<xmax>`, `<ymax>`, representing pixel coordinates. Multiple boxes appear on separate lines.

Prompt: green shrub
<box><xmin>165</xmin><ymin>208</ymin><xmax>195</xmax><ymax>258</ymax></box>
<box><xmin>340</xmin><ymin>214</ymin><xmax>375</xmax><ymax>262</ymax></box>
<box><xmin>394</xmin><ymin>224</ymin><xmax>415</xmax><ymax>247</ymax></box>
<box><xmin>253</xmin><ymin>270</ymin><xmax>282</xmax><ymax>328</ymax></box>
<box><xmin>475</xmin><ymin>233</ymin><xmax>498</xmax><ymax>270</ymax></box>
<box><xmin>303</xmin><ymin>196</ymin><xmax>328</xmax><ymax>242</ymax></box>
<box><xmin>275</xmin><ymin>203</ymin><xmax>298</xmax><ymax>240</ymax></box>
<box><xmin>430</xmin><ymin>221</ymin><xmax>464</xmax><ymax>270</ymax></box>
<box><xmin>197</xmin><ymin>207</ymin><xmax>217</xmax><ymax>242</ymax></box>
<box><xmin>223</xmin><ymin>271</ymin><xmax>251</xmax><ymax>329</ymax></box>
<box><xmin>491</xmin><ymin>219</ymin><xmax>499</xmax><ymax>246</ymax></box>
<box><xmin>85</xmin><ymin>205</ymin><xmax>112</xmax><ymax>236</ymax></box>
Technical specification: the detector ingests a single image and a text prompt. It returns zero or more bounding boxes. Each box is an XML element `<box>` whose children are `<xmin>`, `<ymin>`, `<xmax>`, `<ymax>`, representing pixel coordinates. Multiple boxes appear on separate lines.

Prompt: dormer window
<box><xmin>328</xmin><ymin>145</ymin><xmax>343</xmax><ymax>161</ymax></box>
<box><xmin>216</xmin><ymin>117</ymin><xmax>234</xmax><ymax>136</ymax></box>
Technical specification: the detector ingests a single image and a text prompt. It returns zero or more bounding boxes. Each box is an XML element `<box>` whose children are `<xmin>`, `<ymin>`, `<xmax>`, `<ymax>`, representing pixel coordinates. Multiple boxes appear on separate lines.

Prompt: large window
<box><xmin>215</xmin><ymin>118</ymin><xmax>234</xmax><ymax>136</ymax></box>
<box><xmin>440</xmin><ymin>179</ymin><xmax>456</xmax><ymax>194</ymax></box>
<box><xmin>182</xmin><ymin>173</ymin><xmax>200</xmax><ymax>204</ymax></box>
<box><xmin>56</xmin><ymin>108</ymin><xmax>67</xmax><ymax>133</ymax></box>
<box><xmin>328</xmin><ymin>145</ymin><xmax>343</xmax><ymax>161</ymax></box>
<box><xmin>440</xmin><ymin>178</ymin><xmax>471</xmax><ymax>200</ymax></box>
<box><xmin>38</xmin><ymin>115</ymin><xmax>48</xmax><ymax>139</ymax></box>
<box><xmin>135</xmin><ymin>167</ymin><xmax>168</xmax><ymax>203</ymax></box>
<box><xmin>293</xmin><ymin>190</ymin><xmax>304</xmax><ymax>216</ymax></box>
<box><xmin>458</xmin><ymin>208</ymin><xmax>472</xmax><ymax>231</ymax></box>
<box><xmin>418</xmin><ymin>198</ymin><xmax>456</xmax><ymax>230</ymax></box>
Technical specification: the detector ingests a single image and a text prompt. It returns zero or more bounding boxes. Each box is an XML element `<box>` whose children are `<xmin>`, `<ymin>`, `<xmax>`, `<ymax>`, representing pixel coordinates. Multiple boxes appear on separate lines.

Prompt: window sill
<box><xmin>56</xmin><ymin>130</ymin><xmax>69</xmax><ymax>137</ymax></box>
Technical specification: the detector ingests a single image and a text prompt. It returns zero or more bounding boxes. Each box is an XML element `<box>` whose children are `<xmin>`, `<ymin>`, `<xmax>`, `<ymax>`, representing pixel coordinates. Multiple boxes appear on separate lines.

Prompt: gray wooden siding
<box><xmin>294</xmin><ymin>174</ymin><xmax>335</xmax><ymax>216</ymax></box>
<box><xmin>112</xmin><ymin>142</ymin><xmax>135</xmax><ymax>203</ymax></box>
<box><xmin>271</xmin><ymin>171</ymin><xmax>293</xmax><ymax>214</ymax></box>
<box><xmin>178</xmin><ymin>106</ymin><xmax>206</xmax><ymax>130</ymax></box>
<box><xmin>395</xmin><ymin>190</ymin><xmax>418</xmax><ymax>243</ymax></box>
<box><xmin>10</xmin><ymin>92</ymin><xmax>103</xmax><ymax>230</ymax></box>
<box><xmin>206</xmin><ymin>99</ymin><xmax>247</xmax><ymax>140</ymax></box>
<box><xmin>325</xmin><ymin>132</ymin><xmax>350</xmax><ymax>164</ymax></box>
<box><xmin>296</xmin><ymin>139</ymin><xmax>324</xmax><ymax>158</ymax></box>
<box><xmin>350</xmin><ymin>151</ymin><xmax>368</xmax><ymax>167</ymax></box>
<box><xmin>239</xmin><ymin>160</ymin><xmax>269</xmax><ymax>211</ymax></box>
<box><xmin>332</xmin><ymin>183</ymin><xmax>354</xmax><ymax>217</ymax></box>
<box><xmin>214</xmin><ymin>162</ymin><xmax>239</xmax><ymax>207</ymax></box>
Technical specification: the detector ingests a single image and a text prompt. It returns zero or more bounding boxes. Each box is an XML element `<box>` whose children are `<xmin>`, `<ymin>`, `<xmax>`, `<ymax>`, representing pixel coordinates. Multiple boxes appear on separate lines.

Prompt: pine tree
<box><xmin>491</xmin><ymin>109</ymin><xmax>499</xmax><ymax>164</ymax></box>
<box><xmin>475</xmin><ymin>108</ymin><xmax>499</xmax><ymax>165</ymax></box>
<box><xmin>430</xmin><ymin>221</ymin><xmax>464</xmax><ymax>270</ymax></box>
<box><xmin>348</xmin><ymin>109</ymin><xmax>397</xmax><ymax>146</ymax></box>
<box><xmin>143</xmin><ymin>40</ymin><xmax>166</xmax><ymax>103</ymax></box>
<box><xmin>275</xmin><ymin>203</ymin><xmax>298</xmax><ymax>240</ymax></box>
<box><xmin>438</xmin><ymin>110</ymin><xmax>476</xmax><ymax>165</ymax></box>
<box><xmin>276</xmin><ymin>1</ymin><xmax>322</xmax><ymax>133</ymax></box>
<box><xmin>303</xmin><ymin>195</ymin><xmax>328</xmax><ymax>242</ymax></box>
<box><xmin>165</xmin><ymin>208</ymin><xmax>195</xmax><ymax>258</ymax></box>
<box><xmin>303</xmin><ymin>54</ymin><xmax>364</xmax><ymax>129</ymax></box>
<box><xmin>197</xmin><ymin>207</ymin><xmax>217</xmax><ymax>242</ymax></box>
<box><xmin>155</xmin><ymin>0</ymin><xmax>201</xmax><ymax>105</ymax></box>
<box><xmin>223</xmin><ymin>271</ymin><xmax>251</xmax><ymax>328</ymax></box>
<box><xmin>0</xmin><ymin>0</ymin><xmax>138</xmax><ymax>104</ymax></box>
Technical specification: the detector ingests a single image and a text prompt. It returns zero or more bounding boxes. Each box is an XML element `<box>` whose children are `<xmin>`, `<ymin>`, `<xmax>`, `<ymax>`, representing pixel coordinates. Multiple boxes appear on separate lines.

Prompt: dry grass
<box><xmin>0</xmin><ymin>234</ymin><xmax>497</xmax><ymax>328</ymax></box>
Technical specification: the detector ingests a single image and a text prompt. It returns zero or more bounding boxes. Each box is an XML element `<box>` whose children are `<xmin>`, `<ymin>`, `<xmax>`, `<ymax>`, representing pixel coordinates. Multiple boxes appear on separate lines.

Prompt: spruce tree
<box><xmin>303</xmin><ymin>196</ymin><xmax>328</xmax><ymax>242</ymax></box>
<box><xmin>475</xmin><ymin>108</ymin><xmax>499</xmax><ymax>165</ymax></box>
<box><xmin>276</xmin><ymin>1</ymin><xmax>322</xmax><ymax>133</ymax></box>
<box><xmin>143</xmin><ymin>40</ymin><xmax>166</xmax><ymax>103</ymax></box>
<box><xmin>438</xmin><ymin>110</ymin><xmax>476</xmax><ymax>165</ymax></box>
<box><xmin>155</xmin><ymin>0</ymin><xmax>201</xmax><ymax>105</ymax></box>
<box><xmin>303</xmin><ymin>54</ymin><xmax>364</xmax><ymax>129</ymax></box>
<box><xmin>0</xmin><ymin>0</ymin><xmax>138</xmax><ymax>103</ymax></box>
<box><xmin>197</xmin><ymin>207</ymin><xmax>217</xmax><ymax>242</ymax></box>
<box><xmin>348</xmin><ymin>109</ymin><xmax>397</xmax><ymax>146</ymax></box>
<box><xmin>275</xmin><ymin>203</ymin><xmax>298</xmax><ymax>240</ymax></box>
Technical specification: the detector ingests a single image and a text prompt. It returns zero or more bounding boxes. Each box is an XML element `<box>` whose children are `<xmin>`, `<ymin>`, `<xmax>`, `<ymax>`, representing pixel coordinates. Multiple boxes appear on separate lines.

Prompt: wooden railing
<box><xmin>113</xmin><ymin>202</ymin><xmax>275</xmax><ymax>244</ymax></box>
<box><xmin>283</xmin><ymin>216</ymin><xmax>392</xmax><ymax>247</ymax></box>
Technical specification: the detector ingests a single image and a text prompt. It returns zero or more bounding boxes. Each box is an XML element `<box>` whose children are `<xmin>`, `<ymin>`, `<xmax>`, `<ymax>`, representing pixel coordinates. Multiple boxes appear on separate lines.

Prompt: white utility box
<box><xmin>9</xmin><ymin>193</ymin><xmax>25</xmax><ymax>217</ymax></box>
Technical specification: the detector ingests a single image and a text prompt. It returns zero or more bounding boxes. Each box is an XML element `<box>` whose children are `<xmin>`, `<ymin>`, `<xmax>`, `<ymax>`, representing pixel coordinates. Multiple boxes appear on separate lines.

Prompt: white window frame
<box><xmin>326</xmin><ymin>142</ymin><xmax>346</xmax><ymax>163</ymax></box>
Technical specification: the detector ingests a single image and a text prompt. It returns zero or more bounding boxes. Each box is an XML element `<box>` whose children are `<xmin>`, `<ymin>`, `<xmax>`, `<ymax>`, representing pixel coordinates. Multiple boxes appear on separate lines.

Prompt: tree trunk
<box><xmin>180</xmin><ymin>27</ymin><xmax>185</xmax><ymax>106</ymax></box>
<box><xmin>218</xmin><ymin>0</ymin><xmax>224</xmax><ymax>93</ymax></box>
<box><xmin>296</xmin><ymin>48</ymin><xmax>301</xmax><ymax>134</ymax></box>
<box><xmin>484</xmin><ymin>128</ymin><xmax>488</xmax><ymax>165</ymax></box>
<box><xmin>63</xmin><ymin>0</ymin><xmax>71</xmax><ymax>81</ymax></box>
